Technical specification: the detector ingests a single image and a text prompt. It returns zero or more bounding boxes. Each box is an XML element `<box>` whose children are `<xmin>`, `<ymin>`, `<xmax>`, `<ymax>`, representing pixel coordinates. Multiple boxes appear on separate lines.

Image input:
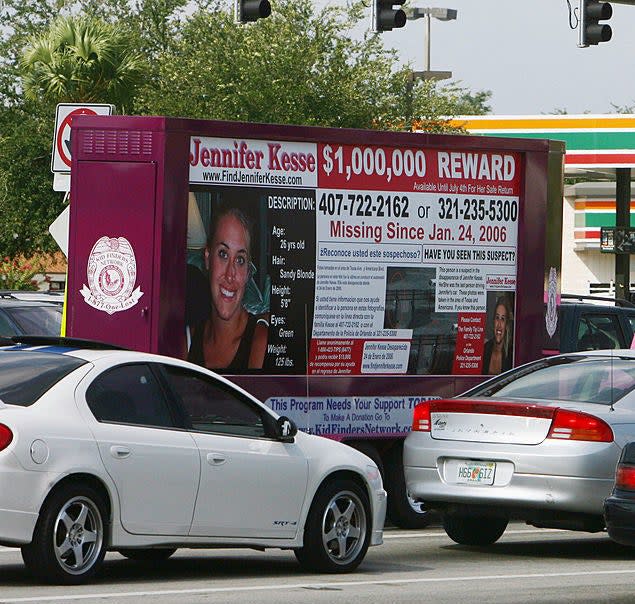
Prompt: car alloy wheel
<box><xmin>22</xmin><ymin>484</ymin><xmax>107</xmax><ymax>584</ymax></box>
<box><xmin>295</xmin><ymin>479</ymin><xmax>370</xmax><ymax>573</ymax></box>
<box><xmin>52</xmin><ymin>495</ymin><xmax>104</xmax><ymax>575</ymax></box>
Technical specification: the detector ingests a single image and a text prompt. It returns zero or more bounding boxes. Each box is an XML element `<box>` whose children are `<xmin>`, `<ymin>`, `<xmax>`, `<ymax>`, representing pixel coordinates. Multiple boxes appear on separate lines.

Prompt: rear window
<box><xmin>0</xmin><ymin>350</ymin><xmax>86</xmax><ymax>406</ymax></box>
<box><xmin>466</xmin><ymin>355</ymin><xmax>635</xmax><ymax>405</ymax></box>
<box><xmin>1</xmin><ymin>306</ymin><xmax>62</xmax><ymax>337</ymax></box>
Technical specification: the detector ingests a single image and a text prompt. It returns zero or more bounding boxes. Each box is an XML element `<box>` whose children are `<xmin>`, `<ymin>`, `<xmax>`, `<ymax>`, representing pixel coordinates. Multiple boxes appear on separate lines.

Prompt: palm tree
<box><xmin>20</xmin><ymin>15</ymin><xmax>146</xmax><ymax>112</ymax></box>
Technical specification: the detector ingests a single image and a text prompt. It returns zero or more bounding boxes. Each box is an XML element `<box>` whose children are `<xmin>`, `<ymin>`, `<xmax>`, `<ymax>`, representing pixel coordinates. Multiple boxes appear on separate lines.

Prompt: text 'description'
<box><xmin>362</xmin><ymin>341</ymin><xmax>410</xmax><ymax>374</ymax></box>
<box><xmin>318</xmin><ymin>241</ymin><xmax>423</xmax><ymax>264</ymax></box>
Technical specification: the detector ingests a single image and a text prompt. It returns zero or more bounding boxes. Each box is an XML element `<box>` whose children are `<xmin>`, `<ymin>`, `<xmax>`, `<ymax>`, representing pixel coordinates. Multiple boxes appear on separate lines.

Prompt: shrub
<box><xmin>0</xmin><ymin>256</ymin><xmax>41</xmax><ymax>290</ymax></box>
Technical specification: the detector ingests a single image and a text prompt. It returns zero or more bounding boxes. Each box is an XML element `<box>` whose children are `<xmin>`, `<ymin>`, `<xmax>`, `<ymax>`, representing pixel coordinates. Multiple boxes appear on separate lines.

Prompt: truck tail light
<box><xmin>412</xmin><ymin>402</ymin><xmax>431</xmax><ymax>432</ymax></box>
<box><xmin>0</xmin><ymin>423</ymin><xmax>13</xmax><ymax>451</ymax></box>
<box><xmin>547</xmin><ymin>409</ymin><xmax>613</xmax><ymax>442</ymax></box>
<box><xmin>615</xmin><ymin>464</ymin><xmax>635</xmax><ymax>491</ymax></box>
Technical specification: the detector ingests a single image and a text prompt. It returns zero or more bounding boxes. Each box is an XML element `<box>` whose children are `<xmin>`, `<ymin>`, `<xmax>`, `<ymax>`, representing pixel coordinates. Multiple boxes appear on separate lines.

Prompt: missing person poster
<box><xmin>188</xmin><ymin>136</ymin><xmax>520</xmax><ymax>376</ymax></box>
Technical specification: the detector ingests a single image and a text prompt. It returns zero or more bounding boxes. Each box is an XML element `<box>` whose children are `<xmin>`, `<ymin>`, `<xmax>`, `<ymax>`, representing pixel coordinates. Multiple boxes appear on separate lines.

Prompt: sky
<box><xmin>322</xmin><ymin>0</ymin><xmax>635</xmax><ymax>116</ymax></box>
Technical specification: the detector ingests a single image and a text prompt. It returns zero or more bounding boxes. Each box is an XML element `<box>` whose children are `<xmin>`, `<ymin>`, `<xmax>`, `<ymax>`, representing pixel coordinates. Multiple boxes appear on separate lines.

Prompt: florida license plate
<box><xmin>454</xmin><ymin>460</ymin><xmax>496</xmax><ymax>485</ymax></box>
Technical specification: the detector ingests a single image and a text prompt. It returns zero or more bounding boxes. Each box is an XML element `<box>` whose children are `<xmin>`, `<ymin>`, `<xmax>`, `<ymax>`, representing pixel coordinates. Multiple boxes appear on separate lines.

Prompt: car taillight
<box><xmin>412</xmin><ymin>402</ymin><xmax>431</xmax><ymax>432</ymax></box>
<box><xmin>615</xmin><ymin>464</ymin><xmax>635</xmax><ymax>491</ymax></box>
<box><xmin>547</xmin><ymin>409</ymin><xmax>613</xmax><ymax>442</ymax></box>
<box><xmin>0</xmin><ymin>423</ymin><xmax>13</xmax><ymax>450</ymax></box>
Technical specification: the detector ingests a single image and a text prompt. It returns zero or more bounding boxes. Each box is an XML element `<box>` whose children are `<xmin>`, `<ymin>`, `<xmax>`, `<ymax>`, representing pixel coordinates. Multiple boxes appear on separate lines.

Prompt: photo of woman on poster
<box><xmin>482</xmin><ymin>293</ymin><xmax>514</xmax><ymax>375</ymax></box>
<box><xmin>188</xmin><ymin>205</ymin><xmax>269</xmax><ymax>370</ymax></box>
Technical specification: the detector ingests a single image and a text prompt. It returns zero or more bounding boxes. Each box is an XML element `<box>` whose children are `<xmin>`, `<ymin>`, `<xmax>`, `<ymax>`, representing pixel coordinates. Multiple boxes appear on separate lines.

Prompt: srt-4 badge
<box><xmin>80</xmin><ymin>236</ymin><xmax>143</xmax><ymax>315</ymax></box>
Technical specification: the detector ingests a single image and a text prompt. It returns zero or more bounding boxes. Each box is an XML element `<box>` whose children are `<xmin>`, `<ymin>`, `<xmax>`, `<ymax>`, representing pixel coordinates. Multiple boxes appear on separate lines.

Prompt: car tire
<box><xmin>21</xmin><ymin>483</ymin><xmax>108</xmax><ymax>584</ymax></box>
<box><xmin>294</xmin><ymin>479</ymin><xmax>371</xmax><ymax>573</ymax></box>
<box><xmin>384</xmin><ymin>443</ymin><xmax>432</xmax><ymax>529</ymax></box>
<box><xmin>443</xmin><ymin>512</ymin><xmax>508</xmax><ymax>546</ymax></box>
<box><xmin>117</xmin><ymin>548</ymin><xmax>177</xmax><ymax>562</ymax></box>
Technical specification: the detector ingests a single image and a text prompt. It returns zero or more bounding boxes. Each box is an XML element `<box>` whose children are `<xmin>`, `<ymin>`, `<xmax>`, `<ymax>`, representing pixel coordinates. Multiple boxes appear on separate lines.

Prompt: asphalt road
<box><xmin>2</xmin><ymin>524</ymin><xmax>635</xmax><ymax>604</ymax></box>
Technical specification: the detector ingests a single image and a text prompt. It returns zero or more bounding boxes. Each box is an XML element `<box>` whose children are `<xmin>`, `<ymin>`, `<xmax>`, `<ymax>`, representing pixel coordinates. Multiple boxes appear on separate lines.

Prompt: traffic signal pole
<box><xmin>615</xmin><ymin>168</ymin><xmax>631</xmax><ymax>301</ymax></box>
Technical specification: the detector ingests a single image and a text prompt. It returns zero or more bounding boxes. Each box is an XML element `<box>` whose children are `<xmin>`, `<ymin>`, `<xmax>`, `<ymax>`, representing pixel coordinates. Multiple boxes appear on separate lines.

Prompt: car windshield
<box><xmin>0</xmin><ymin>351</ymin><xmax>86</xmax><ymax>406</ymax></box>
<box><xmin>3</xmin><ymin>306</ymin><xmax>62</xmax><ymax>336</ymax></box>
<box><xmin>465</xmin><ymin>355</ymin><xmax>635</xmax><ymax>405</ymax></box>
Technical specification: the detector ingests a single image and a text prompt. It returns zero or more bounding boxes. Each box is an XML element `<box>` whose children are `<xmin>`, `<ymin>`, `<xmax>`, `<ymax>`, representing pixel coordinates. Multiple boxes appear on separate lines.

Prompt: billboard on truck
<box><xmin>186</xmin><ymin>138</ymin><xmax>522</xmax><ymax>429</ymax></box>
<box><xmin>66</xmin><ymin>116</ymin><xmax>564</xmax><ymax>528</ymax></box>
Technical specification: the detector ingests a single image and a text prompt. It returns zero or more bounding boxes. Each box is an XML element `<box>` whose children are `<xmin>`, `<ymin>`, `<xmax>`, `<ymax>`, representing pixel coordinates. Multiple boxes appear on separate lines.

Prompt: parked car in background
<box><xmin>404</xmin><ymin>350</ymin><xmax>635</xmax><ymax>546</ymax></box>
<box><xmin>604</xmin><ymin>441</ymin><xmax>635</xmax><ymax>546</ymax></box>
<box><xmin>0</xmin><ymin>290</ymin><xmax>64</xmax><ymax>304</ymax></box>
<box><xmin>0</xmin><ymin>336</ymin><xmax>386</xmax><ymax>584</ymax></box>
<box><xmin>0</xmin><ymin>293</ymin><xmax>62</xmax><ymax>337</ymax></box>
<box><xmin>556</xmin><ymin>294</ymin><xmax>635</xmax><ymax>353</ymax></box>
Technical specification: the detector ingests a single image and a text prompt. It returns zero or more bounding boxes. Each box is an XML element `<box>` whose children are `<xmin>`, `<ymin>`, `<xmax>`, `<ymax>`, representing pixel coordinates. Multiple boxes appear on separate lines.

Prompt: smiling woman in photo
<box><xmin>482</xmin><ymin>294</ymin><xmax>513</xmax><ymax>375</ymax></box>
<box><xmin>188</xmin><ymin>206</ymin><xmax>268</xmax><ymax>370</ymax></box>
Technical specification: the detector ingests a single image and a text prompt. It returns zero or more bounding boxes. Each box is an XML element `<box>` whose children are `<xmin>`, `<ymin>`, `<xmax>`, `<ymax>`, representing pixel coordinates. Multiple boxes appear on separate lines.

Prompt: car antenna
<box><xmin>305</xmin><ymin>303</ymin><xmax>310</xmax><ymax>406</ymax></box>
<box><xmin>610</xmin><ymin>348</ymin><xmax>615</xmax><ymax>412</ymax></box>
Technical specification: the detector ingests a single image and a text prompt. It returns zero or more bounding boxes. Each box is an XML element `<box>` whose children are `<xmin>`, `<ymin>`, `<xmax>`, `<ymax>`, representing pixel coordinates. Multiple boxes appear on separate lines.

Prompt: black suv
<box><xmin>0</xmin><ymin>292</ymin><xmax>63</xmax><ymax>337</ymax></box>
<box><xmin>557</xmin><ymin>294</ymin><xmax>635</xmax><ymax>352</ymax></box>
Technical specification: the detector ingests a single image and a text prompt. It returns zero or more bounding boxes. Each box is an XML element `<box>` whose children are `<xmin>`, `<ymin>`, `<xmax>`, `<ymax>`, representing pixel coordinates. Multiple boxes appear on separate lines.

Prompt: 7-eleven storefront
<box><xmin>452</xmin><ymin>115</ymin><xmax>635</xmax><ymax>296</ymax></box>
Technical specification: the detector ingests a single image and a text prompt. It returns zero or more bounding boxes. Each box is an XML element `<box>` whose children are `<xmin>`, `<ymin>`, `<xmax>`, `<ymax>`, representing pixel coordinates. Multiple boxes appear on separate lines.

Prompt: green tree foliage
<box><xmin>21</xmin><ymin>15</ymin><xmax>147</xmax><ymax>112</ymax></box>
<box><xmin>136</xmin><ymin>1</ymin><xmax>393</xmax><ymax>127</ymax></box>
<box><xmin>135</xmin><ymin>0</ymin><xmax>490</xmax><ymax>130</ymax></box>
<box><xmin>0</xmin><ymin>0</ymin><xmax>116</xmax><ymax>105</ymax></box>
<box><xmin>0</xmin><ymin>0</ymin><xmax>490</xmax><ymax>258</ymax></box>
<box><xmin>377</xmin><ymin>77</ymin><xmax>491</xmax><ymax>133</ymax></box>
<box><xmin>0</xmin><ymin>103</ymin><xmax>63</xmax><ymax>256</ymax></box>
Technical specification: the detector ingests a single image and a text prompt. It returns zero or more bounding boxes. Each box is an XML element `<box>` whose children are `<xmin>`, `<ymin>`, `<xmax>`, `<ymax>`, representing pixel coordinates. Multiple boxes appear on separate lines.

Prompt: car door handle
<box><xmin>206</xmin><ymin>452</ymin><xmax>227</xmax><ymax>466</ymax></box>
<box><xmin>110</xmin><ymin>445</ymin><xmax>131</xmax><ymax>459</ymax></box>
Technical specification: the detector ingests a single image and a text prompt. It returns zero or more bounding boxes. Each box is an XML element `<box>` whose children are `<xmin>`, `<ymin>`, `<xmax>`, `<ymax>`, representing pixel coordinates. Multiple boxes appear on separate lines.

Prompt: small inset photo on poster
<box><xmin>384</xmin><ymin>267</ymin><xmax>435</xmax><ymax>330</ymax></box>
<box><xmin>482</xmin><ymin>291</ymin><xmax>515</xmax><ymax>375</ymax></box>
<box><xmin>383</xmin><ymin>267</ymin><xmax>458</xmax><ymax>375</ymax></box>
<box><xmin>186</xmin><ymin>188</ymin><xmax>271</xmax><ymax>372</ymax></box>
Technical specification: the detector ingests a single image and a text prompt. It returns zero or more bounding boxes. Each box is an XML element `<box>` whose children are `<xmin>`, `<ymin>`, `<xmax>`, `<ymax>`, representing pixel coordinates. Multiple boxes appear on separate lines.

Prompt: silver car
<box><xmin>404</xmin><ymin>350</ymin><xmax>635</xmax><ymax>546</ymax></box>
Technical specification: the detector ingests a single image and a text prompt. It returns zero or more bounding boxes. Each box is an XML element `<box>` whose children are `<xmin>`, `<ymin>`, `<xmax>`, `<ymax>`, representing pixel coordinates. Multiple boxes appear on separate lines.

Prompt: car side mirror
<box><xmin>276</xmin><ymin>416</ymin><xmax>298</xmax><ymax>443</ymax></box>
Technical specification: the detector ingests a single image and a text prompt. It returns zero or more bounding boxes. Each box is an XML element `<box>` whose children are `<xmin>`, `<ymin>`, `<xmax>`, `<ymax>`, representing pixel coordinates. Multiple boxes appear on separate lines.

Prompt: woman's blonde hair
<box><xmin>494</xmin><ymin>295</ymin><xmax>513</xmax><ymax>358</ymax></box>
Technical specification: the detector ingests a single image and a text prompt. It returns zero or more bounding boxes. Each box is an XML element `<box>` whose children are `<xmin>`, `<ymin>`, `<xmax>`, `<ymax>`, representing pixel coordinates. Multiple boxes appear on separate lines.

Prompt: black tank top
<box><xmin>188</xmin><ymin>313</ymin><xmax>258</xmax><ymax>370</ymax></box>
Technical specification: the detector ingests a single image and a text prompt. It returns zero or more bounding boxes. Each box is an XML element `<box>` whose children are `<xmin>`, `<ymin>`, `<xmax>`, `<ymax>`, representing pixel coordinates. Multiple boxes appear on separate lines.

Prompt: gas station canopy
<box><xmin>451</xmin><ymin>114</ymin><xmax>635</xmax><ymax>178</ymax></box>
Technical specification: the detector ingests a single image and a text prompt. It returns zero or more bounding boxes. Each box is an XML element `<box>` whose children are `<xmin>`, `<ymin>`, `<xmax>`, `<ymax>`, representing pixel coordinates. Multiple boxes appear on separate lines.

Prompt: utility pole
<box><xmin>615</xmin><ymin>168</ymin><xmax>632</xmax><ymax>301</ymax></box>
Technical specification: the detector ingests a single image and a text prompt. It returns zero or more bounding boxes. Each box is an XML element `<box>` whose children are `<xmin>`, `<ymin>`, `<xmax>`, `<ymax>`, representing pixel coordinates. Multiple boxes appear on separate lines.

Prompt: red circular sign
<box><xmin>56</xmin><ymin>107</ymin><xmax>98</xmax><ymax>167</ymax></box>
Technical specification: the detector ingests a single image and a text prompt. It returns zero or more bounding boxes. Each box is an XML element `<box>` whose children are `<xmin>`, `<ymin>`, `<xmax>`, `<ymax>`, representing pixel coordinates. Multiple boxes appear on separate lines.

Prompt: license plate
<box><xmin>453</xmin><ymin>460</ymin><xmax>496</xmax><ymax>485</ymax></box>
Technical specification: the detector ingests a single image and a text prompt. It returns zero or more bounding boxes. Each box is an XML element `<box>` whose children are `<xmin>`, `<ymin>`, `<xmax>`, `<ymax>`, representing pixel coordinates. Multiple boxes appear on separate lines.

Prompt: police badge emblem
<box><xmin>545</xmin><ymin>266</ymin><xmax>558</xmax><ymax>339</ymax></box>
<box><xmin>80</xmin><ymin>236</ymin><xmax>143</xmax><ymax>315</ymax></box>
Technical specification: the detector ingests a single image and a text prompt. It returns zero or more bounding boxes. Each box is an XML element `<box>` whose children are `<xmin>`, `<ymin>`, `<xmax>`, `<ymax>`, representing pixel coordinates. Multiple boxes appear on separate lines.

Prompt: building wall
<box><xmin>562</xmin><ymin>182</ymin><xmax>635</xmax><ymax>296</ymax></box>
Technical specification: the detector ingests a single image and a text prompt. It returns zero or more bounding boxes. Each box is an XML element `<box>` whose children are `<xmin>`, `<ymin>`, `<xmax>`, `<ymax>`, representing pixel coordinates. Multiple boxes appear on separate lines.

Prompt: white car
<box><xmin>0</xmin><ymin>337</ymin><xmax>386</xmax><ymax>584</ymax></box>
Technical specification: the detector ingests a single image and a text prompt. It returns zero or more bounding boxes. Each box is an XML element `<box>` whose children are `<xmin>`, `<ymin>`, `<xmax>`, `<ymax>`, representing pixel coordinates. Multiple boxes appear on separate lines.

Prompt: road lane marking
<box><xmin>2</xmin><ymin>569</ymin><xmax>635</xmax><ymax>603</ymax></box>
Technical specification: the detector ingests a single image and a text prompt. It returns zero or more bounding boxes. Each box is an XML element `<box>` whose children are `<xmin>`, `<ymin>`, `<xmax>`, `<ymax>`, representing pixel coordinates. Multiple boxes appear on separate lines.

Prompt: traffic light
<box><xmin>578</xmin><ymin>0</ymin><xmax>612</xmax><ymax>47</ymax></box>
<box><xmin>235</xmin><ymin>0</ymin><xmax>271</xmax><ymax>23</ymax></box>
<box><xmin>372</xmin><ymin>0</ymin><xmax>407</xmax><ymax>33</ymax></box>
